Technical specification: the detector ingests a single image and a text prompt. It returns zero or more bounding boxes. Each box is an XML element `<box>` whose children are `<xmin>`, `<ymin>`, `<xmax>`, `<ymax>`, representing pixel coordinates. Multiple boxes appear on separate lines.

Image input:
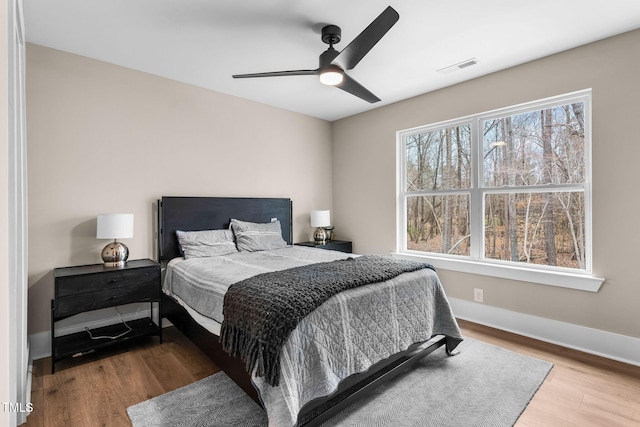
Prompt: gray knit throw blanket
<box><xmin>219</xmin><ymin>255</ymin><xmax>434</xmax><ymax>387</ymax></box>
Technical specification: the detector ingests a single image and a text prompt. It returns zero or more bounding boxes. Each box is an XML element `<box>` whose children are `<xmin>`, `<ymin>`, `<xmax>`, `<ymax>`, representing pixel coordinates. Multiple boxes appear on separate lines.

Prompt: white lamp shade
<box><xmin>96</xmin><ymin>214</ymin><xmax>134</xmax><ymax>239</ymax></box>
<box><xmin>310</xmin><ymin>210</ymin><xmax>330</xmax><ymax>228</ymax></box>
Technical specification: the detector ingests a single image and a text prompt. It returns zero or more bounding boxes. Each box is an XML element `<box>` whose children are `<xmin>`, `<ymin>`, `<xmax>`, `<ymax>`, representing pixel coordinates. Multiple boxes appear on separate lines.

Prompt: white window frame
<box><xmin>395</xmin><ymin>90</ymin><xmax>604</xmax><ymax>292</ymax></box>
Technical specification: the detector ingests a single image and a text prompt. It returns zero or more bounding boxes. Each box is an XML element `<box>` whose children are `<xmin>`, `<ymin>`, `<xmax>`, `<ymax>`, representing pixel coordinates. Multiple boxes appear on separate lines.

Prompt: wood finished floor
<box><xmin>24</xmin><ymin>321</ymin><xmax>640</xmax><ymax>427</ymax></box>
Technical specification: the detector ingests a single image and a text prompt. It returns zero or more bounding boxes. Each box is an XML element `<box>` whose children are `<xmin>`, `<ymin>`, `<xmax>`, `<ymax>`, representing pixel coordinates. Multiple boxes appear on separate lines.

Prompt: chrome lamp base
<box><xmin>101</xmin><ymin>240</ymin><xmax>129</xmax><ymax>267</ymax></box>
<box><xmin>313</xmin><ymin>227</ymin><xmax>328</xmax><ymax>245</ymax></box>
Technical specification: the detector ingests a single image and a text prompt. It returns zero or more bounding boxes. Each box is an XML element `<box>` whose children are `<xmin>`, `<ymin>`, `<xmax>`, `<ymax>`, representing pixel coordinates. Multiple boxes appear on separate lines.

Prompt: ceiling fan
<box><xmin>232</xmin><ymin>6</ymin><xmax>399</xmax><ymax>103</ymax></box>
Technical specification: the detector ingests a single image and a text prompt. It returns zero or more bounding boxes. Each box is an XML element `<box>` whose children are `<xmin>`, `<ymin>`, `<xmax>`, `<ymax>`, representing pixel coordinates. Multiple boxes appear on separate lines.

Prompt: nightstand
<box><xmin>296</xmin><ymin>240</ymin><xmax>352</xmax><ymax>253</ymax></box>
<box><xmin>51</xmin><ymin>258</ymin><xmax>161</xmax><ymax>373</ymax></box>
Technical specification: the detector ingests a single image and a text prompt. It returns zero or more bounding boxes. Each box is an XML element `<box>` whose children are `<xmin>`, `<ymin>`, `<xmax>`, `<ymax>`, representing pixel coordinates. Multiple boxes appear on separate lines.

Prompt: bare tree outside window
<box><xmin>405</xmin><ymin>124</ymin><xmax>471</xmax><ymax>255</ymax></box>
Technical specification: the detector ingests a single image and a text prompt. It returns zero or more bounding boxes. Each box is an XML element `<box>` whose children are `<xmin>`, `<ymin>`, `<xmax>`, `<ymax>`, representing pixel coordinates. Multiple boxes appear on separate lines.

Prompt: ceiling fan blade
<box><xmin>336</xmin><ymin>73</ymin><xmax>380</xmax><ymax>103</ymax></box>
<box><xmin>333</xmin><ymin>6</ymin><xmax>399</xmax><ymax>70</ymax></box>
<box><xmin>233</xmin><ymin>69</ymin><xmax>317</xmax><ymax>78</ymax></box>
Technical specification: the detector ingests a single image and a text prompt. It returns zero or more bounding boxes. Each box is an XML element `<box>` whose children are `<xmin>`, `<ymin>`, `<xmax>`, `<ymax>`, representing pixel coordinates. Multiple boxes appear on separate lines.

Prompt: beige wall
<box><xmin>26</xmin><ymin>44</ymin><xmax>332</xmax><ymax>335</ymax></box>
<box><xmin>332</xmin><ymin>29</ymin><xmax>640</xmax><ymax>339</ymax></box>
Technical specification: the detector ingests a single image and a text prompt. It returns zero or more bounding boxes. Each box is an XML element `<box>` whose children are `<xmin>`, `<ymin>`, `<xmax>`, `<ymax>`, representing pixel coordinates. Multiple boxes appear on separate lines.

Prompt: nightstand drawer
<box><xmin>296</xmin><ymin>240</ymin><xmax>352</xmax><ymax>253</ymax></box>
<box><xmin>319</xmin><ymin>241</ymin><xmax>352</xmax><ymax>253</ymax></box>
<box><xmin>55</xmin><ymin>267</ymin><xmax>159</xmax><ymax>297</ymax></box>
<box><xmin>55</xmin><ymin>278</ymin><xmax>159</xmax><ymax>318</ymax></box>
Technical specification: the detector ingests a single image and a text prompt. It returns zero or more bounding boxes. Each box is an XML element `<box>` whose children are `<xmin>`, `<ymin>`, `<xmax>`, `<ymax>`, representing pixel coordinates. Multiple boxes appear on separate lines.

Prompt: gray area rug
<box><xmin>127</xmin><ymin>337</ymin><xmax>552</xmax><ymax>426</ymax></box>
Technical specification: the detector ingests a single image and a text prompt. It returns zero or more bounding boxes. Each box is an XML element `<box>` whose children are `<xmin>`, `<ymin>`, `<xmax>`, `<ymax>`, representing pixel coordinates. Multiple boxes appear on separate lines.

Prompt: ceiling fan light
<box><xmin>319</xmin><ymin>69</ymin><xmax>343</xmax><ymax>86</ymax></box>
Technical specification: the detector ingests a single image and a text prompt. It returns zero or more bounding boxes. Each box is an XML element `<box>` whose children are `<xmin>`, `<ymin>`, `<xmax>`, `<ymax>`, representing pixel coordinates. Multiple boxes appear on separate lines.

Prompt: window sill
<box><xmin>391</xmin><ymin>252</ymin><xmax>604</xmax><ymax>292</ymax></box>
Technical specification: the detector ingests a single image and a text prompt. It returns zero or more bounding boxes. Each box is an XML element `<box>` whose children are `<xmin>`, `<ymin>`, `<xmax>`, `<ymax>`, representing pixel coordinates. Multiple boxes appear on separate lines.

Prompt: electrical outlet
<box><xmin>474</xmin><ymin>288</ymin><xmax>484</xmax><ymax>303</ymax></box>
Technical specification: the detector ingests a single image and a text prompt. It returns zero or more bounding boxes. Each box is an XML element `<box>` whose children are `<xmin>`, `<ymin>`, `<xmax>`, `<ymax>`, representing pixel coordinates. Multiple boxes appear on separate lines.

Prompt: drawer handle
<box><xmin>110</xmin><ymin>279</ymin><xmax>118</xmax><ymax>283</ymax></box>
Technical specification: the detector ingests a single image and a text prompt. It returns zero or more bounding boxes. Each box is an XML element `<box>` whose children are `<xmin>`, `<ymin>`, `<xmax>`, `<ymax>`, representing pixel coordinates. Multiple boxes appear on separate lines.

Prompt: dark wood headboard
<box><xmin>158</xmin><ymin>196</ymin><xmax>293</xmax><ymax>262</ymax></box>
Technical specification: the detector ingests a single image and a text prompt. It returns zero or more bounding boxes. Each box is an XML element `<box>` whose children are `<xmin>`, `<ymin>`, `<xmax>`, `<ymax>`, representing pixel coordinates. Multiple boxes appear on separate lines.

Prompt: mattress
<box><xmin>163</xmin><ymin>245</ymin><xmax>462</xmax><ymax>426</ymax></box>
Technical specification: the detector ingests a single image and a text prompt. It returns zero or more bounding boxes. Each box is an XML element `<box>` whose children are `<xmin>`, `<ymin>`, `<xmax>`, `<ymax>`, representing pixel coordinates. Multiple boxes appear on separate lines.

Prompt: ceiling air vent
<box><xmin>437</xmin><ymin>58</ymin><xmax>478</xmax><ymax>75</ymax></box>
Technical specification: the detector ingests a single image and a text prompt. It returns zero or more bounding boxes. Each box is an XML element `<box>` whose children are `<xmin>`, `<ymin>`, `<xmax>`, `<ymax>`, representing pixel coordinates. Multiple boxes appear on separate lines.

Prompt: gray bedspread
<box><xmin>163</xmin><ymin>246</ymin><xmax>462</xmax><ymax>427</ymax></box>
<box><xmin>220</xmin><ymin>255</ymin><xmax>435</xmax><ymax>387</ymax></box>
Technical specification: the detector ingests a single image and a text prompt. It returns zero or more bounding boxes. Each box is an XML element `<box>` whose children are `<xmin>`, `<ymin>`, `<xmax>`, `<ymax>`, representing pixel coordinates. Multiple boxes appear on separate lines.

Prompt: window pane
<box><xmin>484</xmin><ymin>192</ymin><xmax>585</xmax><ymax>269</ymax></box>
<box><xmin>405</xmin><ymin>124</ymin><xmax>471</xmax><ymax>191</ymax></box>
<box><xmin>407</xmin><ymin>195</ymin><xmax>470</xmax><ymax>256</ymax></box>
<box><xmin>483</xmin><ymin>103</ymin><xmax>585</xmax><ymax>187</ymax></box>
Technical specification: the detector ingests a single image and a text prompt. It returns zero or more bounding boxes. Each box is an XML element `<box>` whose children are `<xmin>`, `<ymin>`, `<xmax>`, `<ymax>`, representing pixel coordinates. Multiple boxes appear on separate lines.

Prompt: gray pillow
<box><xmin>176</xmin><ymin>229</ymin><xmax>238</xmax><ymax>259</ymax></box>
<box><xmin>230</xmin><ymin>218</ymin><xmax>287</xmax><ymax>252</ymax></box>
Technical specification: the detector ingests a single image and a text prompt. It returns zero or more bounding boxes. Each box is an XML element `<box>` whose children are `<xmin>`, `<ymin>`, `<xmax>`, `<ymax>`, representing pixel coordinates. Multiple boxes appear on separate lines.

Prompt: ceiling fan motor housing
<box><xmin>319</xmin><ymin>47</ymin><xmax>340</xmax><ymax>67</ymax></box>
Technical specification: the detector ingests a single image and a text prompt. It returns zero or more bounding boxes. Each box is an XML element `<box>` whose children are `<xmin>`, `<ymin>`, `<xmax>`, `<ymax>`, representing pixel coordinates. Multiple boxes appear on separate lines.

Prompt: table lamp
<box><xmin>96</xmin><ymin>214</ymin><xmax>134</xmax><ymax>267</ymax></box>
<box><xmin>310</xmin><ymin>210</ymin><xmax>330</xmax><ymax>244</ymax></box>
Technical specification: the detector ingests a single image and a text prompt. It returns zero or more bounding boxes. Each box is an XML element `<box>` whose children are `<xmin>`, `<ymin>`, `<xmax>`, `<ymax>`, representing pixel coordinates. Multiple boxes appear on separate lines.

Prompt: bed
<box><xmin>157</xmin><ymin>196</ymin><xmax>463</xmax><ymax>426</ymax></box>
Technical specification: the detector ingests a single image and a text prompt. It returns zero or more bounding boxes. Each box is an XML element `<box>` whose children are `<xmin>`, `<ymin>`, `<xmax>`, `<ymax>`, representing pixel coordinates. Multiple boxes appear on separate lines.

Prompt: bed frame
<box><xmin>157</xmin><ymin>196</ymin><xmax>453</xmax><ymax>426</ymax></box>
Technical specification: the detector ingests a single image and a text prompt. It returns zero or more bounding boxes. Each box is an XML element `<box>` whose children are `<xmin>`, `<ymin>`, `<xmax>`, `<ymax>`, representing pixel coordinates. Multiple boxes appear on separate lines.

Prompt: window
<box><xmin>397</xmin><ymin>91</ymin><xmax>598</xmax><ymax>287</ymax></box>
<box><xmin>404</xmin><ymin>122</ymin><xmax>472</xmax><ymax>256</ymax></box>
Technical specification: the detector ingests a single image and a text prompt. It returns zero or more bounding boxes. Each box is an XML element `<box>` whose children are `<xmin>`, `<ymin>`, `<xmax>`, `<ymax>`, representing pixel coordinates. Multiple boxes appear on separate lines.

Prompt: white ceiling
<box><xmin>23</xmin><ymin>0</ymin><xmax>640</xmax><ymax>121</ymax></box>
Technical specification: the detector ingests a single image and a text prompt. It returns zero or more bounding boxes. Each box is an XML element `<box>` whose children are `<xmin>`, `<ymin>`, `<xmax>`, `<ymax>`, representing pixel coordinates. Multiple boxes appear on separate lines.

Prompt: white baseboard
<box><xmin>19</xmin><ymin>349</ymin><xmax>33</xmax><ymax>426</ymax></box>
<box><xmin>449</xmin><ymin>297</ymin><xmax>640</xmax><ymax>367</ymax></box>
<box><xmin>30</xmin><ymin>330</ymin><xmax>52</xmax><ymax>361</ymax></box>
